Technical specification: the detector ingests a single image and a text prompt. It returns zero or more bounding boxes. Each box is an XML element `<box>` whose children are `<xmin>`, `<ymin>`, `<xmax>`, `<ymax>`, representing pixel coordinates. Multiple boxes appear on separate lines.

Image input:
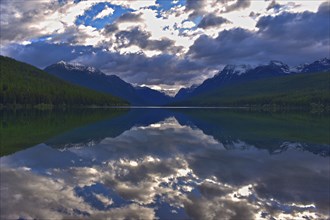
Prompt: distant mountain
<box><xmin>134</xmin><ymin>86</ymin><xmax>173</xmax><ymax>106</ymax></box>
<box><xmin>173</xmin><ymin>71</ymin><xmax>330</xmax><ymax>108</ymax></box>
<box><xmin>175</xmin><ymin>58</ymin><xmax>330</xmax><ymax>100</ymax></box>
<box><xmin>19</xmin><ymin>57</ymin><xmax>330</xmax><ymax>107</ymax></box>
<box><xmin>44</xmin><ymin>61</ymin><xmax>171</xmax><ymax>105</ymax></box>
<box><xmin>300</xmin><ymin>58</ymin><xmax>330</xmax><ymax>73</ymax></box>
<box><xmin>0</xmin><ymin>56</ymin><xmax>128</xmax><ymax>107</ymax></box>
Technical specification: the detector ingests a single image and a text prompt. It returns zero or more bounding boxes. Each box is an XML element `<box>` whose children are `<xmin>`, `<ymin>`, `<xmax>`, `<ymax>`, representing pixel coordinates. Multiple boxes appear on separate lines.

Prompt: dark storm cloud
<box><xmin>1</xmin><ymin>41</ymin><xmax>206</xmax><ymax>86</ymax></box>
<box><xmin>189</xmin><ymin>6</ymin><xmax>330</xmax><ymax>65</ymax></box>
<box><xmin>114</xmin><ymin>27</ymin><xmax>183</xmax><ymax>53</ymax></box>
<box><xmin>115</xmin><ymin>27</ymin><xmax>150</xmax><ymax>47</ymax></box>
<box><xmin>2</xmin><ymin>1</ymin><xmax>329</xmax><ymax>88</ymax></box>
<box><xmin>197</xmin><ymin>14</ymin><xmax>230</xmax><ymax>29</ymax></box>
<box><xmin>103</xmin><ymin>23</ymin><xmax>118</xmax><ymax>34</ymax></box>
<box><xmin>1</xmin><ymin>42</ymin><xmax>94</xmax><ymax>68</ymax></box>
<box><xmin>257</xmin><ymin>5</ymin><xmax>330</xmax><ymax>41</ymax></box>
<box><xmin>266</xmin><ymin>0</ymin><xmax>282</xmax><ymax>12</ymax></box>
<box><xmin>221</xmin><ymin>0</ymin><xmax>251</xmax><ymax>13</ymax></box>
<box><xmin>116</xmin><ymin>12</ymin><xmax>143</xmax><ymax>23</ymax></box>
<box><xmin>185</xmin><ymin>0</ymin><xmax>251</xmax><ymax>18</ymax></box>
<box><xmin>185</xmin><ymin>0</ymin><xmax>206</xmax><ymax>17</ymax></box>
<box><xmin>185</xmin><ymin>0</ymin><xmax>204</xmax><ymax>11</ymax></box>
<box><xmin>188</xmin><ymin>28</ymin><xmax>257</xmax><ymax>64</ymax></box>
<box><xmin>74</xmin><ymin>50</ymin><xmax>206</xmax><ymax>85</ymax></box>
<box><xmin>51</xmin><ymin>25</ymin><xmax>93</xmax><ymax>45</ymax></box>
<box><xmin>249</xmin><ymin>11</ymin><xmax>261</xmax><ymax>19</ymax></box>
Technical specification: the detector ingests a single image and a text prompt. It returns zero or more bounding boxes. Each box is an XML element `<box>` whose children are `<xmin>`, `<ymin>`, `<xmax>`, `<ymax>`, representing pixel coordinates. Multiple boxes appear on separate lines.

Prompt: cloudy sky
<box><xmin>0</xmin><ymin>0</ymin><xmax>329</xmax><ymax>94</ymax></box>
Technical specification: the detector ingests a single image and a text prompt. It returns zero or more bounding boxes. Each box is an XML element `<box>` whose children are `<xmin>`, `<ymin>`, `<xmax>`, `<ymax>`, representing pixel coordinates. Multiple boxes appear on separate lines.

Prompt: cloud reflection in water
<box><xmin>1</xmin><ymin>117</ymin><xmax>329</xmax><ymax>219</ymax></box>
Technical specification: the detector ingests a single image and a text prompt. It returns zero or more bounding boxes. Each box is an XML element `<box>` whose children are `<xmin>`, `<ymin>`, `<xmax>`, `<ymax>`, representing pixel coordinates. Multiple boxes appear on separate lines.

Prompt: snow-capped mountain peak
<box><xmin>299</xmin><ymin>57</ymin><xmax>330</xmax><ymax>73</ymax></box>
<box><xmin>314</xmin><ymin>57</ymin><xmax>330</xmax><ymax>66</ymax></box>
<box><xmin>289</xmin><ymin>65</ymin><xmax>304</xmax><ymax>73</ymax></box>
<box><xmin>222</xmin><ymin>64</ymin><xmax>252</xmax><ymax>76</ymax></box>
<box><xmin>290</xmin><ymin>58</ymin><xmax>330</xmax><ymax>73</ymax></box>
<box><xmin>56</xmin><ymin>60</ymin><xmax>69</xmax><ymax>66</ymax></box>
<box><xmin>268</xmin><ymin>60</ymin><xmax>291</xmax><ymax>74</ymax></box>
<box><xmin>55</xmin><ymin>60</ymin><xmax>101</xmax><ymax>74</ymax></box>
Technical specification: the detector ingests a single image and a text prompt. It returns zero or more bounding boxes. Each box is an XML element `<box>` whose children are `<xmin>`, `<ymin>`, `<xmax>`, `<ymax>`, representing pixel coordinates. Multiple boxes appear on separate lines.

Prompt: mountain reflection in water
<box><xmin>1</xmin><ymin>109</ymin><xmax>329</xmax><ymax>219</ymax></box>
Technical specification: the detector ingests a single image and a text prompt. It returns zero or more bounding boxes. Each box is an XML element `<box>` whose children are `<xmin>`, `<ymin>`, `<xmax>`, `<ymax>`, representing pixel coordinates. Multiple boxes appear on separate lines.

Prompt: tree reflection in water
<box><xmin>1</xmin><ymin>110</ymin><xmax>329</xmax><ymax>219</ymax></box>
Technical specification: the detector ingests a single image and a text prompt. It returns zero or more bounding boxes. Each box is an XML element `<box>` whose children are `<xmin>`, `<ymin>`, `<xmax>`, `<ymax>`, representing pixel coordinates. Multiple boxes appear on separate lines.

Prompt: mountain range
<box><xmin>0</xmin><ymin>56</ymin><xmax>128</xmax><ymax>107</ymax></box>
<box><xmin>44</xmin><ymin>57</ymin><xmax>330</xmax><ymax>107</ymax></box>
<box><xmin>44</xmin><ymin>61</ymin><xmax>172</xmax><ymax>106</ymax></box>
<box><xmin>1</xmin><ymin>55</ymin><xmax>329</xmax><ymax>108</ymax></box>
<box><xmin>175</xmin><ymin>58</ymin><xmax>330</xmax><ymax>100</ymax></box>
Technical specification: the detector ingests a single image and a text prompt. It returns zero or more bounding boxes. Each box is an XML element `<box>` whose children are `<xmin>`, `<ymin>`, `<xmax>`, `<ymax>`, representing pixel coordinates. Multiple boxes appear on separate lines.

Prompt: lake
<box><xmin>1</xmin><ymin>108</ymin><xmax>329</xmax><ymax>219</ymax></box>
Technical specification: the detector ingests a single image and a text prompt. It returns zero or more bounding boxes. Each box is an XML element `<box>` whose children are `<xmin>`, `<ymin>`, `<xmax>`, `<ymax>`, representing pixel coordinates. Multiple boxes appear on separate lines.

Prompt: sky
<box><xmin>0</xmin><ymin>0</ymin><xmax>329</xmax><ymax>95</ymax></box>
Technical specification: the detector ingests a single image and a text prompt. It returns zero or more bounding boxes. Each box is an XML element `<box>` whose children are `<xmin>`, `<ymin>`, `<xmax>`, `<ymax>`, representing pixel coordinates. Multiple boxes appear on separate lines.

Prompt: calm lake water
<box><xmin>1</xmin><ymin>108</ymin><xmax>329</xmax><ymax>219</ymax></box>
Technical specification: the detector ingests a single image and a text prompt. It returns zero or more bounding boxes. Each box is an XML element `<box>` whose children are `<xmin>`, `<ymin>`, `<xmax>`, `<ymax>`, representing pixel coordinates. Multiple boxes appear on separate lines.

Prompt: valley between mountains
<box><xmin>1</xmin><ymin>55</ymin><xmax>329</xmax><ymax>109</ymax></box>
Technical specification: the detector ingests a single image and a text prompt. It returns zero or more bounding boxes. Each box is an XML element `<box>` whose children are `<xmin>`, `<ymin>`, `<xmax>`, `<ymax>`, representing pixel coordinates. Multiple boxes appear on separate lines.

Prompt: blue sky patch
<box><xmin>75</xmin><ymin>2</ymin><xmax>132</xmax><ymax>29</ymax></box>
<box><xmin>153</xmin><ymin>0</ymin><xmax>186</xmax><ymax>16</ymax></box>
<box><xmin>156</xmin><ymin>0</ymin><xmax>175</xmax><ymax>11</ymax></box>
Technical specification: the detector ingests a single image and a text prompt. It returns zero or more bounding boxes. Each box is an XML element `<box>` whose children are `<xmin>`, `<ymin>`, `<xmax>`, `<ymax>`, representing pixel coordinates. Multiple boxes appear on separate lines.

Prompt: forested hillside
<box><xmin>0</xmin><ymin>56</ymin><xmax>128</xmax><ymax>107</ymax></box>
<box><xmin>174</xmin><ymin>72</ymin><xmax>330</xmax><ymax>108</ymax></box>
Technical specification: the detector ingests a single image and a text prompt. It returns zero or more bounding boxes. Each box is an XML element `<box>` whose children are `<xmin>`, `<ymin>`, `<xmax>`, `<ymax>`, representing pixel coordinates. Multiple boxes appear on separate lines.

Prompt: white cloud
<box><xmin>1</xmin><ymin>0</ymin><xmax>326</xmax><ymax>48</ymax></box>
<box><xmin>110</xmin><ymin>0</ymin><xmax>158</xmax><ymax>10</ymax></box>
<box><xmin>94</xmin><ymin>5</ymin><xmax>114</xmax><ymax>20</ymax></box>
<box><xmin>0</xmin><ymin>0</ymin><xmax>328</xmax><ymax>91</ymax></box>
<box><xmin>181</xmin><ymin>20</ymin><xmax>196</xmax><ymax>29</ymax></box>
<box><xmin>277</xmin><ymin>0</ymin><xmax>323</xmax><ymax>13</ymax></box>
<box><xmin>135</xmin><ymin>7</ymin><xmax>198</xmax><ymax>54</ymax></box>
<box><xmin>0</xmin><ymin>0</ymin><xmax>97</xmax><ymax>45</ymax></box>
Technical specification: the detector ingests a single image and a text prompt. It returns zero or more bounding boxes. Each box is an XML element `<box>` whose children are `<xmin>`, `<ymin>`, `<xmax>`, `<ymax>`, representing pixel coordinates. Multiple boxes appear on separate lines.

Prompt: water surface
<box><xmin>1</xmin><ymin>109</ymin><xmax>329</xmax><ymax>219</ymax></box>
